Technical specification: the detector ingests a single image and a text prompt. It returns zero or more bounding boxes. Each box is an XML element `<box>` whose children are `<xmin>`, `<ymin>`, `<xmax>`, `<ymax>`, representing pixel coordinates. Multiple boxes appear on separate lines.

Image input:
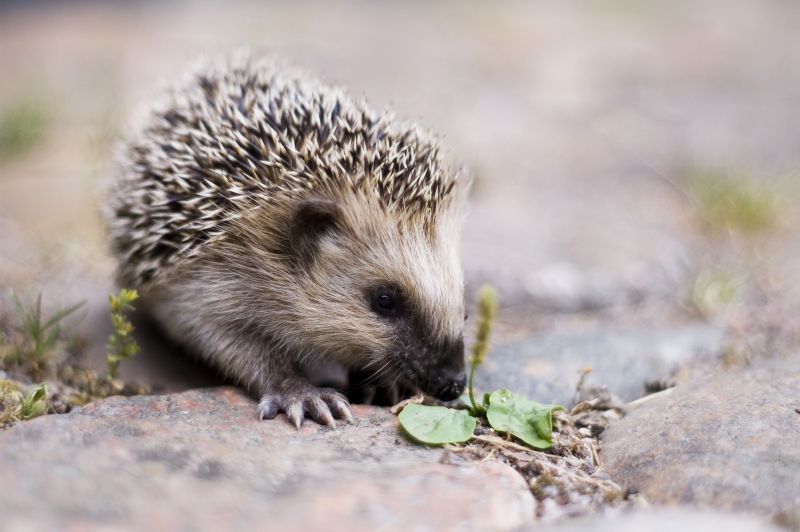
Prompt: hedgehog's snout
<box><xmin>426</xmin><ymin>337</ymin><xmax>466</xmax><ymax>401</ymax></box>
<box><xmin>432</xmin><ymin>370</ymin><xmax>467</xmax><ymax>401</ymax></box>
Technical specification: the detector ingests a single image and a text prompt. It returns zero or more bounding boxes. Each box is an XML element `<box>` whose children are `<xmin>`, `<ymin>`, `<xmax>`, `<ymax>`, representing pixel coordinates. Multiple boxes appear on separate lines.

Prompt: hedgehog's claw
<box><xmin>257</xmin><ymin>387</ymin><xmax>352</xmax><ymax>429</ymax></box>
<box><xmin>285</xmin><ymin>400</ymin><xmax>304</xmax><ymax>429</ymax></box>
<box><xmin>304</xmin><ymin>396</ymin><xmax>335</xmax><ymax>428</ymax></box>
<box><xmin>257</xmin><ymin>396</ymin><xmax>280</xmax><ymax>420</ymax></box>
<box><xmin>329</xmin><ymin>398</ymin><xmax>354</xmax><ymax>424</ymax></box>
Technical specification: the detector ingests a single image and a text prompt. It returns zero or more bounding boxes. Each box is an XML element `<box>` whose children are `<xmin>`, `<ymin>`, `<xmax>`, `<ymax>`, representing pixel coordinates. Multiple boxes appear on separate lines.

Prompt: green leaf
<box><xmin>42</xmin><ymin>301</ymin><xmax>85</xmax><ymax>331</ymax></box>
<box><xmin>486</xmin><ymin>389</ymin><xmax>563</xmax><ymax>449</ymax></box>
<box><xmin>20</xmin><ymin>384</ymin><xmax>47</xmax><ymax>420</ymax></box>
<box><xmin>398</xmin><ymin>404</ymin><xmax>476</xmax><ymax>445</ymax></box>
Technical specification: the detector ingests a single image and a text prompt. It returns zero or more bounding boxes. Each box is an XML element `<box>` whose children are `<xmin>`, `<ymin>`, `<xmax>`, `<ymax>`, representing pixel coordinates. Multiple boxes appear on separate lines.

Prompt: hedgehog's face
<box><xmin>359</xmin><ymin>281</ymin><xmax>466</xmax><ymax>400</ymax></box>
<box><xmin>288</xmin><ymin>194</ymin><xmax>467</xmax><ymax>401</ymax></box>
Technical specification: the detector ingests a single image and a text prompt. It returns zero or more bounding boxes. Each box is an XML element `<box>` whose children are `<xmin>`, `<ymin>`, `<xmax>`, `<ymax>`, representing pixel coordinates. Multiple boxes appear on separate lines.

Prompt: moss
<box><xmin>0</xmin><ymin>379</ymin><xmax>24</xmax><ymax>428</ymax></box>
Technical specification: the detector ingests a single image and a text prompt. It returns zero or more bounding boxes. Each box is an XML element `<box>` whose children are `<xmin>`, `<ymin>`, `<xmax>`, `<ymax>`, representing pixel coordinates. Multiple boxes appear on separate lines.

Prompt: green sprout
<box><xmin>19</xmin><ymin>384</ymin><xmax>48</xmax><ymax>420</ymax></box>
<box><xmin>467</xmin><ymin>286</ymin><xmax>497</xmax><ymax>415</ymax></box>
<box><xmin>5</xmin><ymin>293</ymin><xmax>84</xmax><ymax>376</ymax></box>
<box><xmin>106</xmin><ymin>289</ymin><xmax>140</xmax><ymax>380</ymax></box>
<box><xmin>0</xmin><ymin>381</ymin><xmax>48</xmax><ymax>425</ymax></box>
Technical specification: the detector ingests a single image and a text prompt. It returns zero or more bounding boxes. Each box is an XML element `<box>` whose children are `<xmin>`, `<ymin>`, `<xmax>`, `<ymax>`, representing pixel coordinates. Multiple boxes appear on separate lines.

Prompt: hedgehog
<box><xmin>106</xmin><ymin>52</ymin><xmax>469</xmax><ymax>428</ymax></box>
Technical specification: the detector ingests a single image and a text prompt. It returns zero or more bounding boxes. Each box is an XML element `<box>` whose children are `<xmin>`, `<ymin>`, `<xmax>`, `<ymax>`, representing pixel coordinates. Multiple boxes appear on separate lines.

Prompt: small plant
<box><xmin>689</xmin><ymin>169</ymin><xmax>780</xmax><ymax>233</ymax></box>
<box><xmin>397</xmin><ymin>286</ymin><xmax>564</xmax><ymax>450</ymax></box>
<box><xmin>0</xmin><ymin>381</ymin><xmax>47</xmax><ymax>426</ymax></box>
<box><xmin>0</xmin><ymin>98</ymin><xmax>49</xmax><ymax>160</ymax></box>
<box><xmin>467</xmin><ymin>285</ymin><xmax>497</xmax><ymax>416</ymax></box>
<box><xmin>0</xmin><ymin>289</ymin><xmax>149</xmax><ymax>430</ymax></box>
<box><xmin>19</xmin><ymin>384</ymin><xmax>48</xmax><ymax>420</ymax></box>
<box><xmin>106</xmin><ymin>289</ymin><xmax>140</xmax><ymax>380</ymax></box>
<box><xmin>4</xmin><ymin>293</ymin><xmax>84</xmax><ymax>376</ymax></box>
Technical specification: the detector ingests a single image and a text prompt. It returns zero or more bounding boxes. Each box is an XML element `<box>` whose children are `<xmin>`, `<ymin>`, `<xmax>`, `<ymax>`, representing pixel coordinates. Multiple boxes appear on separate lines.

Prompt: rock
<box><xmin>533</xmin><ymin>508</ymin><xmax>783</xmax><ymax>532</ymax></box>
<box><xmin>522</xmin><ymin>262</ymin><xmax>622</xmax><ymax>312</ymax></box>
<box><xmin>475</xmin><ymin>325</ymin><xmax>725</xmax><ymax>405</ymax></box>
<box><xmin>0</xmin><ymin>388</ymin><xmax>534</xmax><ymax>531</ymax></box>
<box><xmin>601</xmin><ymin>360</ymin><xmax>800</xmax><ymax>525</ymax></box>
<box><xmin>518</xmin><ymin>260</ymin><xmax>688</xmax><ymax>313</ymax></box>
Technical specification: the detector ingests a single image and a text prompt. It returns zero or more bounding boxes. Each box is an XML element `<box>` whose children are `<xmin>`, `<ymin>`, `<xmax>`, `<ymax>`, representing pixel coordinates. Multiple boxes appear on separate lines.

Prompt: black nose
<box><xmin>435</xmin><ymin>373</ymin><xmax>466</xmax><ymax>401</ymax></box>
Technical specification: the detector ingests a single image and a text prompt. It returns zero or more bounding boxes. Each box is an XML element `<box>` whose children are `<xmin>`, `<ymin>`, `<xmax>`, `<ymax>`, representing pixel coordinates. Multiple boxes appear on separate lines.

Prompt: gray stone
<box><xmin>521</xmin><ymin>262</ymin><xmax>626</xmax><ymax>312</ymax></box>
<box><xmin>0</xmin><ymin>388</ymin><xmax>534</xmax><ymax>531</ymax></box>
<box><xmin>533</xmin><ymin>509</ymin><xmax>783</xmax><ymax>532</ymax></box>
<box><xmin>475</xmin><ymin>325</ymin><xmax>725</xmax><ymax>405</ymax></box>
<box><xmin>601</xmin><ymin>360</ymin><xmax>800</xmax><ymax>525</ymax></box>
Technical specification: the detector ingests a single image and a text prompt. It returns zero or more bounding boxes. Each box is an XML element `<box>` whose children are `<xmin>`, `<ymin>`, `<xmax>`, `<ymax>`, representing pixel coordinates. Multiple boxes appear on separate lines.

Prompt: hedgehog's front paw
<box><xmin>257</xmin><ymin>385</ymin><xmax>353</xmax><ymax>429</ymax></box>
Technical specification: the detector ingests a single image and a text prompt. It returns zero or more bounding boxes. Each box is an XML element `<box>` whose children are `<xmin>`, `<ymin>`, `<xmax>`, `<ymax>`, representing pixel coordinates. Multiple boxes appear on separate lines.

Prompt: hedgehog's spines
<box><xmin>109</xmin><ymin>52</ymin><xmax>462</xmax><ymax>288</ymax></box>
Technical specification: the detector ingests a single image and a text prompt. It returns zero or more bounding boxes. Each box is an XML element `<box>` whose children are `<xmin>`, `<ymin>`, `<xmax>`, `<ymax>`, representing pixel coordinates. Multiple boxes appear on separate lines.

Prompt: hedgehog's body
<box><xmin>107</xmin><ymin>54</ymin><xmax>468</xmax><ymax>426</ymax></box>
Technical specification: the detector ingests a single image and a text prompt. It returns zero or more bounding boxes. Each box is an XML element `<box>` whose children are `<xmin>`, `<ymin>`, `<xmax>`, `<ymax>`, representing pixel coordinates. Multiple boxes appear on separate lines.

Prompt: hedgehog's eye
<box><xmin>378</xmin><ymin>294</ymin><xmax>394</xmax><ymax>309</ymax></box>
<box><xmin>369</xmin><ymin>286</ymin><xmax>404</xmax><ymax>318</ymax></box>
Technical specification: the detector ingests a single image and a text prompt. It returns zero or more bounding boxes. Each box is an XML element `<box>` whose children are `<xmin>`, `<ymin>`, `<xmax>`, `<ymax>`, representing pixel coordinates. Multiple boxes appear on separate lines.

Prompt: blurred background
<box><xmin>1</xmin><ymin>0</ymin><xmax>799</xmax><ymax>388</ymax></box>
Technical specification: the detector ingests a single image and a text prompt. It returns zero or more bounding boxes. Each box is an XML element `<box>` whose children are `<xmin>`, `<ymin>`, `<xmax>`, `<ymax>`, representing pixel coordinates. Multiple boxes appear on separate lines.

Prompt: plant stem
<box><xmin>468</xmin><ymin>356</ymin><xmax>479</xmax><ymax>412</ymax></box>
<box><xmin>467</xmin><ymin>286</ymin><xmax>497</xmax><ymax>414</ymax></box>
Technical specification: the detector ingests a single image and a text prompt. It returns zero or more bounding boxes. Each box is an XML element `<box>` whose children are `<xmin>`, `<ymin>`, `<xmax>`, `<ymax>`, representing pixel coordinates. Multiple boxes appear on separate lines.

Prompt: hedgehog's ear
<box><xmin>289</xmin><ymin>197</ymin><xmax>342</xmax><ymax>261</ymax></box>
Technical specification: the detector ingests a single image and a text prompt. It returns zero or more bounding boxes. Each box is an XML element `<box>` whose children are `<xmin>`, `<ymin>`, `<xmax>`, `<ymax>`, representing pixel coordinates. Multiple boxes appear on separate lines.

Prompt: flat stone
<box><xmin>0</xmin><ymin>388</ymin><xmax>534</xmax><ymax>531</ymax></box>
<box><xmin>534</xmin><ymin>509</ymin><xmax>783</xmax><ymax>532</ymax></box>
<box><xmin>601</xmin><ymin>360</ymin><xmax>800</xmax><ymax>524</ymax></box>
<box><xmin>475</xmin><ymin>325</ymin><xmax>725</xmax><ymax>405</ymax></box>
